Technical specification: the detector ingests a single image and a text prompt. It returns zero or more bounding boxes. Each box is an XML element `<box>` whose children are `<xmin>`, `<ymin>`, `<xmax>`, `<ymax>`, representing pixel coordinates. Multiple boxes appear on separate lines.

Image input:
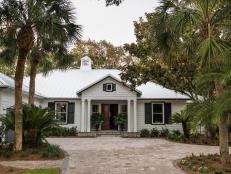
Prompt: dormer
<box><xmin>80</xmin><ymin>56</ymin><xmax>92</xmax><ymax>71</ymax></box>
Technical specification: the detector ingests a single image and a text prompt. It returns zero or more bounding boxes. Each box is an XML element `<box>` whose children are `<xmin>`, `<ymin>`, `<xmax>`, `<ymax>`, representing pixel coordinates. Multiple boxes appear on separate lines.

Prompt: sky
<box><xmin>71</xmin><ymin>0</ymin><xmax>159</xmax><ymax>46</ymax></box>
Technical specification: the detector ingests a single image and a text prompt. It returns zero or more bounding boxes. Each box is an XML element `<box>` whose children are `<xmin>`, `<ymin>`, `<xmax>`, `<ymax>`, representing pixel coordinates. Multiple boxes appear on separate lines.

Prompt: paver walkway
<box><xmin>48</xmin><ymin>137</ymin><xmax>220</xmax><ymax>174</ymax></box>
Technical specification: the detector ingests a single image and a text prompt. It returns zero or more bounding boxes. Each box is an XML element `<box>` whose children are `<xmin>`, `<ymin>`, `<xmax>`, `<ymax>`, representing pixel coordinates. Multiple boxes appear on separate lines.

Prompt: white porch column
<box><xmin>127</xmin><ymin>99</ymin><xmax>131</xmax><ymax>132</ymax></box>
<box><xmin>133</xmin><ymin>99</ymin><xmax>137</xmax><ymax>132</ymax></box>
<box><xmin>81</xmin><ymin>99</ymin><xmax>85</xmax><ymax>132</ymax></box>
<box><xmin>87</xmin><ymin>99</ymin><xmax>91</xmax><ymax>132</ymax></box>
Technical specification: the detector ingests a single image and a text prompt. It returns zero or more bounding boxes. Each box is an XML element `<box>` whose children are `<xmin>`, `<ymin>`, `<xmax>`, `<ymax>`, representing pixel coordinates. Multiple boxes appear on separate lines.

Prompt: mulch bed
<box><xmin>0</xmin><ymin>164</ymin><xmax>20</xmax><ymax>174</ymax></box>
<box><xmin>0</xmin><ymin>146</ymin><xmax>65</xmax><ymax>161</ymax></box>
<box><xmin>178</xmin><ymin>154</ymin><xmax>231</xmax><ymax>174</ymax></box>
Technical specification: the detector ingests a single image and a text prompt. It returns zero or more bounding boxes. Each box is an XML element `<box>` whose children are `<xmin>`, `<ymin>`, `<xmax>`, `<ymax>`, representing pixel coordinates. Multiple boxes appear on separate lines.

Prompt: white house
<box><xmin>0</xmin><ymin>56</ymin><xmax>190</xmax><ymax>133</ymax></box>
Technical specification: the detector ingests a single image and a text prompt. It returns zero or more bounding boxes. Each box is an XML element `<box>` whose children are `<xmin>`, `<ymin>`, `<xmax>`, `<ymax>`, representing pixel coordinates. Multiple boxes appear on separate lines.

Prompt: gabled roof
<box><xmin>76</xmin><ymin>74</ymin><xmax>142</xmax><ymax>96</ymax></box>
<box><xmin>0</xmin><ymin>73</ymin><xmax>44</xmax><ymax>98</ymax></box>
<box><xmin>23</xmin><ymin>69</ymin><xmax>190</xmax><ymax>100</ymax></box>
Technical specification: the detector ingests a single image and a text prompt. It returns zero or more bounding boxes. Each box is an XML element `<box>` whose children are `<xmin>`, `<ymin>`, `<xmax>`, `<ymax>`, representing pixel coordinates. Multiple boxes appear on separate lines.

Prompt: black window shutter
<box><xmin>145</xmin><ymin>103</ymin><xmax>152</xmax><ymax>124</ymax></box>
<box><xmin>68</xmin><ymin>102</ymin><xmax>75</xmax><ymax>124</ymax></box>
<box><xmin>164</xmin><ymin>103</ymin><xmax>172</xmax><ymax>124</ymax></box>
<box><xmin>48</xmin><ymin>102</ymin><xmax>55</xmax><ymax>111</ymax></box>
<box><xmin>112</xmin><ymin>83</ymin><xmax>116</xmax><ymax>91</ymax></box>
<box><xmin>103</xmin><ymin>84</ymin><xmax>106</xmax><ymax>91</ymax></box>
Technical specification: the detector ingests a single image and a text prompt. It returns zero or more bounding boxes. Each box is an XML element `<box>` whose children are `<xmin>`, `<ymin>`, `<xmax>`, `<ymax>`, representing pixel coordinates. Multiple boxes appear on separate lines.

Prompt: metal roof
<box><xmin>0</xmin><ymin>73</ymin><xmax>44</xmax><ymax>98</ymax></box>
<box><xmin>23</xmin><ymin>69</ymin><xmax>190</xmax><ymax>100</ymax></box>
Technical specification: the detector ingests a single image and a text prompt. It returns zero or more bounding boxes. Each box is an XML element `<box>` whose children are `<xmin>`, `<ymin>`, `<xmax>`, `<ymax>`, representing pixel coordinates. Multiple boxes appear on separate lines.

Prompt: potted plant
<box><xmin>115</xmin><ymin>113</ymin><xmax>127</xmax><ymax>131</ymax></box>
<box><xmin>91</xmin><ymin>113</ymin><xmax>104</xmax><ymax>131</ymax></box>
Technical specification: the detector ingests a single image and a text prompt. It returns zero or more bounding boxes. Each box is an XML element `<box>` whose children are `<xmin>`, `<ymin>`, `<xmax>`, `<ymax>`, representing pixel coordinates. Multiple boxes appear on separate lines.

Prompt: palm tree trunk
<box><xmin>182</xmin><ymin>122</ymin><xmax>189</xmax><ymax>139</ymax></box>
<box><xmin>28</xmin><ymin>58</ymin><xmax>39</xmax><ymax>107</ymax></box>
<box><xmin>215</xmin><ymin>80</ymin><xmax>230</xmax><ymax>164</ymax></box>
<box><xmin>14</xmin><ymin>49</ymin><xmax>27</xmax><ymax>152</ymax></box>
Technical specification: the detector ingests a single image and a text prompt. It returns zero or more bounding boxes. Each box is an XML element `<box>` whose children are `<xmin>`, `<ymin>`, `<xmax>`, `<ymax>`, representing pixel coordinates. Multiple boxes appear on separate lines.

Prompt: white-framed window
<box><xmin>92</xmin><ymin>104</ymin><xmax>100</xmax><ymax>114</ymax></box>
<box><xmin>55</xmin><ymin>102</ymin><xmax>68</xmax><ymax>124</ymax></box>
<box><xmin>119</xmin><ymin>104</ymin><xmax>127</xmax><ymax>114</ymax></box>
<box><xmin>83</xmin><ymin>59</ymin><xmax>89</xmax><ymax>66</ymax></box>
<box><xmin>106</xmin><ymin>83</ymin><xmax>113</xmax><ymax>92</ymax></box>
<box><xmin>152</xmin><ymin>103</ymin><xmax>164</xmax><ymax>124</ymax></box>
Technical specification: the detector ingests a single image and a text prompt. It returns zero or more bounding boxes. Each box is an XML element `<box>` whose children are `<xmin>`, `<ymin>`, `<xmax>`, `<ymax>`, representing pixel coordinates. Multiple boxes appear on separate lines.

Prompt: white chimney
<box><xmin>80</xmin><ymin>56</ymin><xmax>92</xmax><ymax>71</ymax></box>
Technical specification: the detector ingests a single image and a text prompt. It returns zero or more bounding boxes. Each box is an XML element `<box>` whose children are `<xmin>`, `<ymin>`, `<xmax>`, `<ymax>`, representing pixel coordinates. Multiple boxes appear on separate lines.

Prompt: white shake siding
<box><xmin>81</xmin><ymin>77</ymin><xmax>137</xmax><ymax>99</ymax></box>
<box><xmin>0</xmin><ymin>88</ymin><xmax>43</xmax><ymax>115</ymax></box>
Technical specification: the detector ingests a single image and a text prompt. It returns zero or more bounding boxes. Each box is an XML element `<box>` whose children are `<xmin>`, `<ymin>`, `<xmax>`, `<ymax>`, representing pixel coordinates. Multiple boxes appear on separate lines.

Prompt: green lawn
<box><xmin>17</xmin><ymin>168</ymin><xmax>60</xmax><ymax>174</ymax></box>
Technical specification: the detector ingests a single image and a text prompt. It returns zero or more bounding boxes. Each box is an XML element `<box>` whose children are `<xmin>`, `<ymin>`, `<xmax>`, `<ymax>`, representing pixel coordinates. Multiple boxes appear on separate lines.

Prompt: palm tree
<box><xmin>0</xmin><ymin>0</ymin><xmax>80</xmax><ymax>152</ymax></box>
<box><xmin>155</xmin><ymin>0</ymin><xmax>231</xmax><ymax>164</ymax></box>
<box><xmin>171</xmin><ymin>110</ymin><xmax>192</xmax><ymax>139</ymax></box>
<box><xmin>28</xmin><ymin>42</ymin><xmax>79</xmax><ymax>106</ymax></box>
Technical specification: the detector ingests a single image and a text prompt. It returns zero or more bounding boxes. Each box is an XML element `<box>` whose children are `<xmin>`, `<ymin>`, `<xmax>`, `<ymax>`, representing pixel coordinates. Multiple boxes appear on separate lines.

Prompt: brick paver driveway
<box><xmin>48</xmin><ymin>137</ymin><xmax>219</xmax><ymax>174</ymax></box>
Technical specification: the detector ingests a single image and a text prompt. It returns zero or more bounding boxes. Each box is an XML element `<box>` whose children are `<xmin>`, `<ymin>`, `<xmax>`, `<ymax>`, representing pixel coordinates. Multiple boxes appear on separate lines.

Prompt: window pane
<box><xmin>121</xmin><ymin>105</ymin><xmax>127</xmax><ymax>113</ymax></box>
<box><xmin>56</xmin><ymin>102</ymin><xmax>67</xmax><ymax>112</ymax></box>
<box><xmin>106</xmin><ymin>84</ymin><xmax>112</xmax><ymax>91</ymax></box>
<box><xmin>56</xmin><ymin>113</ymin><xmax>67</xmax><ymax>123</ymax></box>
<box><xmin>153</xmin><ymin>114</ymin><xmax>163</xmax><ymax>123</ymax></box>
<box><xmin>92</xmin><ymin>105</ymin><xmax>99</xmax><ymax>113</ymax></box>
<box><xmin>153</xmin><ymin>104</ymin><xmax>163</xmax><ymax>113</ymax></box>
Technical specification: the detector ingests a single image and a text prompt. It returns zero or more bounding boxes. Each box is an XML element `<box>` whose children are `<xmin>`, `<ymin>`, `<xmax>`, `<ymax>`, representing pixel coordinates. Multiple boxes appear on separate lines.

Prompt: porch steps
<box><xmin>95</xmin><ymin>131</ymin><xmax>122</xmax><ymax>137</ymax></box>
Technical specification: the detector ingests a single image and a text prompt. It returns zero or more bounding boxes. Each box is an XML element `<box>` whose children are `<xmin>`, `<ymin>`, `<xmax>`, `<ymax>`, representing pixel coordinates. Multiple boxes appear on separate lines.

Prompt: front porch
<box><xmin>80</xmin><ymin>99</ymin><xmax>137</xmax><ymax>133</ymax></box>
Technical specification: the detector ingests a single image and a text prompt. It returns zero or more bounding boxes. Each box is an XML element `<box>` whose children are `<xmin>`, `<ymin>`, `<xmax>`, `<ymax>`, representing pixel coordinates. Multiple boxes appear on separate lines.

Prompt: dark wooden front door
<box><xmin>102</xmin><ymin>104</ymin><xmax>110</xmax><ymax>130</ymax></box>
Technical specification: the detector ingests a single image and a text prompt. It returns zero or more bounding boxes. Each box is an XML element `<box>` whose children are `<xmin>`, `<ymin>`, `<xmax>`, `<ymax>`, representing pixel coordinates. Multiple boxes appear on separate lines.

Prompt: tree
<box><xmin>151</xmin><ymin>0</ymin><xmax>231</xmax><ymax>164</ymax></box>
<box><xmin>0</xmin><ymin>0</ymin><xmax>79</xmax><ymax>152</ymax></box>
<box><xmin>171</xmin><ymin>110</ymin><xmax>192</xmax><ymax>139</ymax></box>
<box><xmin>71</xmin><ymin>40</ymin><xmax>132</xmax><ymax>69</ymax></box>
<box><xmin>121</xmin><ymin>12</ymin><xmax>200</xmax><ymax>100</ymax></box>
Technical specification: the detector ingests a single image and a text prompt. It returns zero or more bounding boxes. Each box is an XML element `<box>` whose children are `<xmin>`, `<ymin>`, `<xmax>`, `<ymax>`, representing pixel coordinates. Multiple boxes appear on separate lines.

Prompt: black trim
<box><xmin>151</xmin><ymin>103</ymin><xmax>165</xmax><ymax>125</ymax></box>
<box><xmin>103</xmin><ymin>83</ymin><xmax>116</xmax><ymax>92</ymax></box>
<box><xmin>145</xmin><ymin>102</ymin><xmax>172</xmax><ymax>125</ymax></box>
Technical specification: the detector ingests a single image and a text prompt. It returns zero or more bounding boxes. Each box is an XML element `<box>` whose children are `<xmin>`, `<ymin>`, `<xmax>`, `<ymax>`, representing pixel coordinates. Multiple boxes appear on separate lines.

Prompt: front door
<box><xmin>101</xmin><ymin>104</ymin><xmax>118</xmax><ymax>130</ymax></box>
<box><xmin>101</xmin><ymin>104</ymin><xmax>110</xmax><ymax>130</ymax></box>
<box><xmin>110</xmin><ymin>104</ymin><xmax>118</xmax><ymax>130</ymax></box>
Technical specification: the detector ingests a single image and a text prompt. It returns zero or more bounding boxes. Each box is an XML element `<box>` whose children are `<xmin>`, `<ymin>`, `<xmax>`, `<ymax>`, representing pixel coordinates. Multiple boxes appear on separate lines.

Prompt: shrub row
<box><xmin>140</xmin><ymin>128</ymin><xmax>171</xmax><ymax>138</ymax></box>
<box><xmin>46</xmin><ymin>126</ymin><xmax>77</xmax><ymax>137</ymax></box>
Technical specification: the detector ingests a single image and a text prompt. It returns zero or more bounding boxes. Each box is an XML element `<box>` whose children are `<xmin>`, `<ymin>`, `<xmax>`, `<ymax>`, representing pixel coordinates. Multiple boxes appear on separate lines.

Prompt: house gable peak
<box><xmin>80</xmin><ymin>56</ymin><xmax>92</xmax><ymax>71</ymax></box>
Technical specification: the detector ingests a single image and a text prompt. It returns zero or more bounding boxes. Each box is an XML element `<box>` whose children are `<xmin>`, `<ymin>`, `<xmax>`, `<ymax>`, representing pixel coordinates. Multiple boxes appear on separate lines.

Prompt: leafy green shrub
<box><xmin>172</xmin><ymin>130</ymin><xmax>182</xmax><ymax>137</ymax></box>
<box><xmin>190</xmin><ymin>133</ymin><xmax>200</xmax><ymax>144</ymax></box>
<box><xmin>41</xmin><ymin>151</ymin><xmax>49</xmax><ymax>158</ymax></box>
<box><xmin>0</xmin><ymin>105</ymin><xmax>58</xmax><ymax>145</ymax></box>
<box><xmin>68</xmin><ymin>127</ymin><xmax>78</xmax><ymax>136</ymax></box>
<box><xmin>150</xmin><ymin>128</ymin><xmax>159</xmax><ymax>137</ymax></box>
<box><xmin>198</xmin><ymin>166</ymin><xmax>208</xmax><ymax>173</ymax></box>
<box><xmin>46</xmin><ymin>127</ymin><xmax>77</xmax><ymax>137</ymax></box>
<box><xmin>115</xmin><ymin>113</ymin><xmax>127</xmax><ymax>130</ymax></box>
<box><xmin>30</xmin><ymin>148</ymin><xmax>39</xmax><ymax>154</ymax></box>
<box><xmin>213</xmin><ymin>171</ymin><xmax>223</xmax><ymax>174</ymax></box>
<box><xmin>41</xmin><ymin>144</ymin><xmax>62</xmax><ymax>158</ymax></box>
<box><xmin>0</xmin><ymin>150</ymin><xmax>13</xmax><ymax>158</ymax></box>
<box><xmin>91</xmin><ymin>113</ymin><xmax>104</xmax><ymax>130</ymax></box>
<box><xmin>140</xmin><ymin>129</ymin><xmax>150</xmax><ymax>137</ymax></box>
<box><xmin>160</xmin><ymin>128</ymin><xmax>169</xmax><ymax>137</ymax></box>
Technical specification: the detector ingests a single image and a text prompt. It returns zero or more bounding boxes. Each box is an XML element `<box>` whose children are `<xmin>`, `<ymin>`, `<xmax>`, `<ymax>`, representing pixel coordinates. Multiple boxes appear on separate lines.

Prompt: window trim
<box><xmin>151</xmin><ymin>103</ymin><xmax>165</xmax><ymax>125</ymax></box>
<box><xmin>106</xmin><ymin>83</ymin><xmax>113</xmax><ymax>92</ymax></box>
<box><xmin>55</xmin><ymin>102</ymin><xmax>68</xmax><ymax>124</ymax></box>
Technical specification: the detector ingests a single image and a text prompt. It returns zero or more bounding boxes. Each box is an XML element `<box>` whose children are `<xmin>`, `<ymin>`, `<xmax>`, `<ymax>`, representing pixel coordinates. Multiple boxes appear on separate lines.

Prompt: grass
<box><xmin>17</xmin><ymin>168</ymin><xmax>60</xmax><ymax>174</ymax></box>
